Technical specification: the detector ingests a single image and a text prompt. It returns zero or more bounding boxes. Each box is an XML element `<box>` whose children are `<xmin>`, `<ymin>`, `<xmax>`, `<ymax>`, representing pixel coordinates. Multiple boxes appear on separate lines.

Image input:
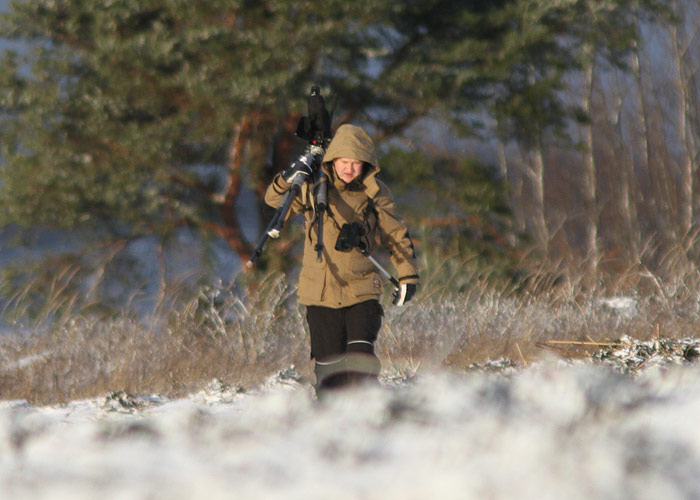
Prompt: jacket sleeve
<box><xmin>264</xmin><ymin>173</ymin><xmax>306</xmax><ymax>219</ymax></box>
<box><xmin>373</xmin><ymin>181</ymin><xmax>419</xmax><ymax>284</ymax></box>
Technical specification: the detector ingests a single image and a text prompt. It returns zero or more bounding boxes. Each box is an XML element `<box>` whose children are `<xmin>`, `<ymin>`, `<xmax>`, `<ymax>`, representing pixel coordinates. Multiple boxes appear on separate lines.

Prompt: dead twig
<box><xmin>515</xmin><ymin>343</ymin><xmax>528</xmax><ymax>368</ymax></box>
<box><xmin>543</xmin><ymin>340</ymin><xmax>629</xmax><ymax>347</ymax></box>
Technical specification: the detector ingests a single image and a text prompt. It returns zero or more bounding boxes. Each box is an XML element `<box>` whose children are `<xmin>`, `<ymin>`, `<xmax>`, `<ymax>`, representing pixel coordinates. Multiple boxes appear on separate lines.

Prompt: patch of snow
<box><xmin>593</xmin><ymin>336</ymin><xmax>700</xmax><ymax>374</ymax></box>
<box><xmin>598</xmin><ymin>296</ymin><xmax>638</xmax><ymax>319</ymax></box>
<box><xmin>2</xmin><ymin>359</ymin><xmax>700</xmax><ymax>499</ymax></box>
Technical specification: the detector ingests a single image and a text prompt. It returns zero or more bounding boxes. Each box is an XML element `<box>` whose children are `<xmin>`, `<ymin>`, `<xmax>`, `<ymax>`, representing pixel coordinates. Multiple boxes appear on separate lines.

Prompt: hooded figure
<box><xmin>264</xmin><ymin>124</ymin><xmax>419</xmax><ymax>393</ymax></box>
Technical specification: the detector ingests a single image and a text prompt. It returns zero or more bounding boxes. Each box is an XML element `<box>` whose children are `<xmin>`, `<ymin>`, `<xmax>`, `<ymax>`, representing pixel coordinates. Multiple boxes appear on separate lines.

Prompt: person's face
<box><xmin>333</xmin><ymin>158</ymin><xmax>364</xmax><ymax>184</ymax></box>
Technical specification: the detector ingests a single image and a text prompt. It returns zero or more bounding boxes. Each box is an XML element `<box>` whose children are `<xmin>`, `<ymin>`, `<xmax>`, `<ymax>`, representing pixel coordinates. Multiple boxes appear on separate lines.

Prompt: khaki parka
<box><xmin>264</xmin><ymin>124</ymin><xmax>419</xmax><ymax>308</ymax></box>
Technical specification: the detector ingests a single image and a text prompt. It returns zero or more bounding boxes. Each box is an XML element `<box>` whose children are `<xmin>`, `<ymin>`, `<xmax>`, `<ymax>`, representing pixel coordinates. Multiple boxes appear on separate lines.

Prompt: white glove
<box><xmin>392</xmin><ymin>283</ymin><xmax>417</xmax><ymax>306</ymax></box>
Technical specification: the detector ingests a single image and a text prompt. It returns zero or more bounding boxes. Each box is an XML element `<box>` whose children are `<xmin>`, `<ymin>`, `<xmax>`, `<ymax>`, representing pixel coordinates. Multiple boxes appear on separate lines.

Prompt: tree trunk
<box><xmin>630</xmin><ymin>39</ymin><xmax>658</xmax><ymax>235</ymax></box>
<box><xmin>216</xmin><ymin>118</ymin><xmax>254</xmax><ymax>265</ymax></box>
<box><xmin>580</xmin><ymin>45</ymin><xmax>599</xmax><ymax>276</ymax></box>
<box><xmin>521</xmin><ymin>139</ymin><xmax>549</xmax><ymax>256</ymax></box>
<box><xmin>611</xmin><ymin>70</ymin><xmax>642</xmax><ymax>263</ymax></box>
<box><xmin>671</xmin><ymin>9</ymin><xmax>698</xmax><ymax>235</ymax></box>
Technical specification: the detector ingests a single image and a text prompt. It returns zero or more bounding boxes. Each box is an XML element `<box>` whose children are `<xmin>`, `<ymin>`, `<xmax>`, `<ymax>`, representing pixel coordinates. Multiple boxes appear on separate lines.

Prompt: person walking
<box><xmin>264</xmin><ymin>124</ymin><xmax>419</xmax><ymax>393</ymax></box>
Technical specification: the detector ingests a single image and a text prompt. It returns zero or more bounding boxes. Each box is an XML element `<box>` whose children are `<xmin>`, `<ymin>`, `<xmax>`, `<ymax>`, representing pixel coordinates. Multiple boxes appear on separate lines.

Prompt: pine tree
<box><xmin>0</xmin><ymin>0</ymin><xmax>631</xmax><ymax>313</ymax></box>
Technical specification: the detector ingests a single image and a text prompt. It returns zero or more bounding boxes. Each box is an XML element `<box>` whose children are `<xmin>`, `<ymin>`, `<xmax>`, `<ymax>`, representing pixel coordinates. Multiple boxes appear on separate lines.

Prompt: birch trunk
<box><xmin>671</xmin><ymin>7</ymin><xmax>699</xmax><ymax>235</ymax></box>
<box><xmin>522</xmin><ymin>139</ymin><xmax>549</xmax><ymax>256</ymax></box>
<box><xmin>580</xmin><ymin>44</ymin><xmax>599</xmax><ymax>275</ymax></box>
<box><xmin>611</xmin><ymin>70</ymin><xmax>642</xmax><ymax>262</ymax></box>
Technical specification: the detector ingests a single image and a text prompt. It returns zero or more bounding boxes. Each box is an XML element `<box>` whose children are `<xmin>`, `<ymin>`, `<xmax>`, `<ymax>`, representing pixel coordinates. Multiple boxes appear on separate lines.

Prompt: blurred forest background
<box><xmin>0</xmin><ymin>0</ymin><xmax>698</xmax><ymax>325</ymax></box>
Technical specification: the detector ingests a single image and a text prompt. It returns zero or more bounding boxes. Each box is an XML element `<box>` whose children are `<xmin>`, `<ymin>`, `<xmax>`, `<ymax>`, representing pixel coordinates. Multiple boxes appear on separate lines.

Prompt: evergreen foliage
<box><xmin>490</xmin><ymin>0</ymin><xmax>668</xmax><ymax>148</ymax></box>
<box><xmin>379</xmin><ymin>146</ymin><xmax>519</xmax><ymax>271</ymax></box>
<box><xmin>0</xmin><ymin>0</ymin><xmax>664</xmax><ymax>315</ymax></box>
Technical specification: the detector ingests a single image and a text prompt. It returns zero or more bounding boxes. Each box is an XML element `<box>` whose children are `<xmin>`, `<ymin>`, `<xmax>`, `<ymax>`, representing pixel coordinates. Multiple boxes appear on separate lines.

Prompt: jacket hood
<box><xmin>322</xmin><ymin>124</ymin><xmax>380</xmax><ymax>172</ymax></box>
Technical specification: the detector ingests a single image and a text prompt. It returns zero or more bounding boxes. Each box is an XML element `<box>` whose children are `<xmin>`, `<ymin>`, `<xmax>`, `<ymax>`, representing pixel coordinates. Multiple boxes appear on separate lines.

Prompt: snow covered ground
<box><xmin>2</xmin><ymin>346</ymin><xmax>700</xmax><ymax>500</ymax></box>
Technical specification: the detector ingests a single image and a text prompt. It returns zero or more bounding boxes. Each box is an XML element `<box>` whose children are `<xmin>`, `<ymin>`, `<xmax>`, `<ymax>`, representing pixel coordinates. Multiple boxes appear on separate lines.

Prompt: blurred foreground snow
<box><xmin>2</xmin><ymin>359</ymin><xmax>700</xmax><ymax>500</ymax></box>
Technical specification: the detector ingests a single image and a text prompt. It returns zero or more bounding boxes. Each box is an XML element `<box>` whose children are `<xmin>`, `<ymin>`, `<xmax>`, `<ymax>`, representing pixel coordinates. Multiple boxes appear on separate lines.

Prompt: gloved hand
<box><xmin>392</xmin><ymin>283</ymin><xmax>417</xmax><ymax>306</ymax></box>
<box><xmin>281</xmin><ymin>154</ymin><xmax>314</xmax><ymax>184</ymax></box>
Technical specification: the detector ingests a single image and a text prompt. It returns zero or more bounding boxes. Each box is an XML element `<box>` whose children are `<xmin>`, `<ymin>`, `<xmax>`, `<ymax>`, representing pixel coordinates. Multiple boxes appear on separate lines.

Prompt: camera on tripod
<box><xmin>247</xmin><ymin>86</ymin><xmax>333</xmax><ymax>267</ymax></box>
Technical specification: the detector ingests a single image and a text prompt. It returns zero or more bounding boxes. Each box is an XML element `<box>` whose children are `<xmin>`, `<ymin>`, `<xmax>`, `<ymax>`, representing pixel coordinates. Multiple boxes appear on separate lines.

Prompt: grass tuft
<box><xmin>2</xmin><ymin>259</ymin><xmax>700</xmax><ymax>404</ymax></box>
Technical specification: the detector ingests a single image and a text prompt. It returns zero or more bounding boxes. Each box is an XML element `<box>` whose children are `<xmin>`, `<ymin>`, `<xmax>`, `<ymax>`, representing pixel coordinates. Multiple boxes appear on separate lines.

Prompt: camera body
<box><xmin>295</xmin><ymin>85</ymin><xmax>332</xmax><ymax>149</ymax></box>
<box><xmin>335</xmin><ymin>222</ymin><xmax>367</xmax><ymax>253</ymax></box>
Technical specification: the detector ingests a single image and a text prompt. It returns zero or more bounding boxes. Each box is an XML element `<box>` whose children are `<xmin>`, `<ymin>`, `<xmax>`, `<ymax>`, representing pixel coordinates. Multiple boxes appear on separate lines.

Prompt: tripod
<box><xmin>247</xmin><ymin>86</ymin><xmax>331</xmax><ymax>268</ymax></box>
<box><xmin>247</xmin><ymin>147</ymin><xmax>326</xmax><ymax>267</ymax></box>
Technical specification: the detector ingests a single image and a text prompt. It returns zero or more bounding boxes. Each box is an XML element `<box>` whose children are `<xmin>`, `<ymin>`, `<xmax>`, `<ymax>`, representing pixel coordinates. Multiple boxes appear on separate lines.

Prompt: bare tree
<box><xmin>579</xmin><ymin>42</ymin><xmax>600</xmax><ymax>275</ymax></box>
<box><xmin>609</xmin><ymin>69</ymin><xmax>643</xmax><ymax>263</ymax></box>
<box><xmin>670</xmin><ymin>0</ymin><xmax>700</xmax><ymax>235</ymax></box>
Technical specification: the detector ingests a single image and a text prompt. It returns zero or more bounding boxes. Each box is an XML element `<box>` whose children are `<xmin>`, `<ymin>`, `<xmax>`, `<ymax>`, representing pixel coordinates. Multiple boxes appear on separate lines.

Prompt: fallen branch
<box><xmin>543</xmin><ymin>340</ymin><xmax>629</xmax><ymax>347</ymax></box>
<box><xmin>515</xmin><ymin>343</ymin><xmax>528</xmax><ymax>368</ymax></box>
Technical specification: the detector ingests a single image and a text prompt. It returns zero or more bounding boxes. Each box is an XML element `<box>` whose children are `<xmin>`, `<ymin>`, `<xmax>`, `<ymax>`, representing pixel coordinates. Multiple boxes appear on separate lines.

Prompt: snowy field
<box><xmin>2</xmin><ymin>338</ymin><xmax>700</xmax><ymax>500</ymax></box>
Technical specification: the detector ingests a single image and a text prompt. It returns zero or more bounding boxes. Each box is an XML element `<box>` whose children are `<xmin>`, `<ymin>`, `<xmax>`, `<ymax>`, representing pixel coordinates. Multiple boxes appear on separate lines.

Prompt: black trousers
<box><xmin>306</xmin><ymin>299</ymin><xmax>383</xmax><ymax>388</ymax></box>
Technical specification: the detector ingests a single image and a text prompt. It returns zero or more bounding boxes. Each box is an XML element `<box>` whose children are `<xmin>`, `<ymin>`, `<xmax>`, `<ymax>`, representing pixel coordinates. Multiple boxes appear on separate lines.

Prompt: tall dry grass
<box><xmin>377</xmin><ymin>240</ymin><xmax>700</xmax><ymax>373</ymax></box>
<box><xmin>2</xmin><ymin>246</ymin><xmax>700</xmax><ymax>405</ymax></box>
<box><xmin>0</xmin><ymin>274</ymin><xmax>310</xmax><ymax>404</ymax></box>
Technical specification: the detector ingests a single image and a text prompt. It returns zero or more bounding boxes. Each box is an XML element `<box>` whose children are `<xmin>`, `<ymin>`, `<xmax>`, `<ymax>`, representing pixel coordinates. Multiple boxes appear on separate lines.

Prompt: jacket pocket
<box><xmin>349</xmin><ymin>274</ymin><xmax>383</xmax><ymax>298</ymax></box>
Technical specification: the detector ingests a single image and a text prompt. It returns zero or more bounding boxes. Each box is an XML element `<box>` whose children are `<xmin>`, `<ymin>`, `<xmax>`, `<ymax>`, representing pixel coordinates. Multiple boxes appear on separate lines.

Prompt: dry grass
<box><xmin>3</xmin><ymin>255</ymin><xmax>700</xmax><ymax>405</ymax></box>
<box><xmin>0</xmin><ymin>274</ymin><xmax>312</xmax><ymax>404</ymax></box>
<box><xmin>377</xmin><ymin>250</ymin><xmax>700</xmax><ymax>373</ymax></box>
